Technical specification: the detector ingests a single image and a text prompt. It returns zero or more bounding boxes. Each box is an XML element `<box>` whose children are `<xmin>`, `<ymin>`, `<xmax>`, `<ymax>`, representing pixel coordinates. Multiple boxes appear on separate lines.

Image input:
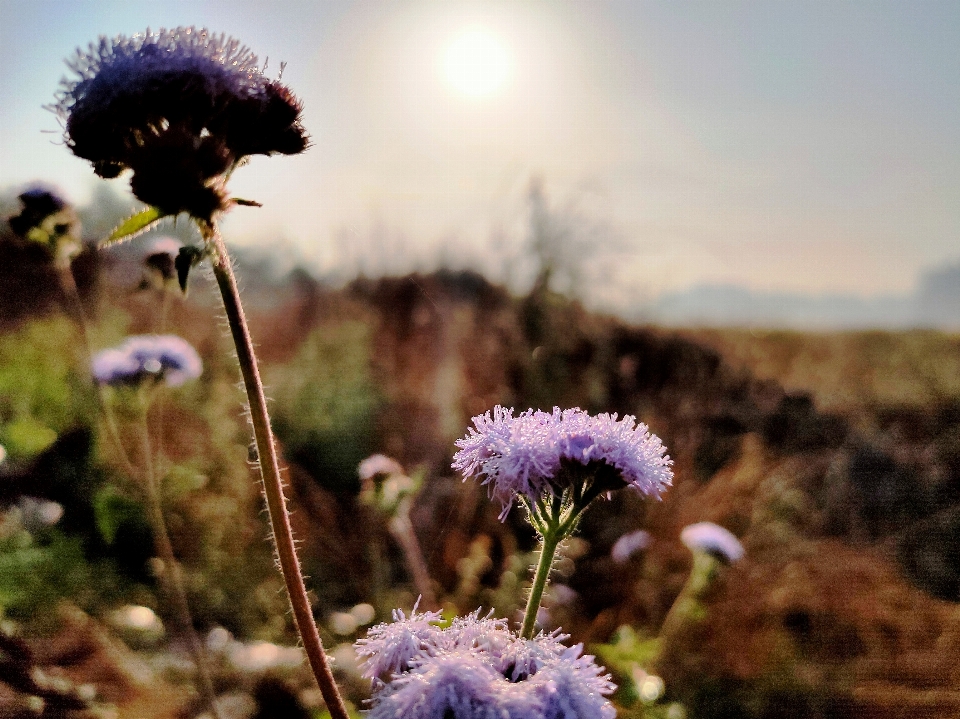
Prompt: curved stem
<box><xmin>137</xmin><ymin>400</ymin><xmax>222</xmax><ymax>719</ymax></box>
<box><xmin>203</xmin><ymin>222</ymin><xmax>349</xmax><ymax>719</ymax></box>
<box><xmin>388</xmin><ymin>499</ymin><xmax>438</xmax><ymax>610</ymax></box>
<box><xmin>520</xmin><ymin>527</ymin><xmax>561</xmax><ymax>640</ymax></box>
<box><xmin>659</xmin><ymin>552</ymin><xmax>717</xmax><ymax>636</ymax></box>
<box><xmin>56</xmin><ymin>265</ymin><xmax>140</xmax><ymax>480</ymax></box>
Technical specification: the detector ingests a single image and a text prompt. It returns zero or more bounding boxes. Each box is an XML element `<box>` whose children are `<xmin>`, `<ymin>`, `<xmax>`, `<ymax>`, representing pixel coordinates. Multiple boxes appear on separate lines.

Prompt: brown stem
<box><xmin>203</xmin><ymin>222</ymin><xmax>349</xmax><ymax>719</ymax></box>
<box><xmin>388</xmin><ymin>499</ymin><xmax>437</xmax><ymax>610</ymax></box>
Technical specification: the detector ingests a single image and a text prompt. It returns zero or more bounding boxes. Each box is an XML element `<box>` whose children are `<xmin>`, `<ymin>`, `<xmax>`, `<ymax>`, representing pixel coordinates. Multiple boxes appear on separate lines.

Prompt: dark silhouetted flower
<box><xmin>680</xmin><ymin>522</ymin><xmax>744</xmax><ymax>563</ymax></box>
<box><xmin>7</xmin><ymin>186</ymin><xmax>81</xmax><ymax>266</ymax></box>
<box><xmin>54</xmin><ymin>27</ymin><xmax>308</xmax><ymax>220</ymax></box>
<box><xmin>453</xmin><ymin>406</ymin><xmax>672</xmax><ymax>519</ymax></box>
<box><xmin>356</xmin><ymin>609</ymin><xmax>616</xmax><ymax>719</ymax></box>
<box><xmin>92</xmin><ymin>334</ymin><xmax>202</xmax><ymax>387</ymax></box>
<box><xmin>139</xmin><ymin>235</ymin><xmax>182</xmax><ymax>289</ymax></box>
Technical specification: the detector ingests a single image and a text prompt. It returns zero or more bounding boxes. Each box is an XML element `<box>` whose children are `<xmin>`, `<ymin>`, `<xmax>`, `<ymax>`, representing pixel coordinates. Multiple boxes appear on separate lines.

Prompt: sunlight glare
<box><xmin>442</xmin><ymin>27</ymin><xmax>511</xmax><ymax>99</ymax></box>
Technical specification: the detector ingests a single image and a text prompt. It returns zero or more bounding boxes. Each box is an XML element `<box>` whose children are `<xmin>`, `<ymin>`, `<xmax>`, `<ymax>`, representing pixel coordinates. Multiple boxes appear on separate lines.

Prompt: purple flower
<box><xmin>358</xmin><ymin>454</ymin><xmax>405</xmax><ymax>481</ymax></box>
<box><xmin>452</xmin><ymin>406</ymin><xmax>672</xmax><ymax>519</ymax></box>
<box><xmin>54</xmin><ymin>27</ymin><xmax>307</xmax><ymax>220</ymax></box>
<box><xmin>357</xmin><ymin>611</ymin><xmax>616</xmax><ymax>719</ymax></box>
<box><xmin>92</xmin><ymin>335</ymin><xmax>202</xmax><ymax>387</ymax></box>
<box><xmin>355</xmin><ymin>605</ymin><xmax>445</xmax><ymax>681</ymax></box>
<box><xmin>610</xmin><ymin>529</ymin><xmax>651</xmax><ymax>564</ymax></box>
<box><xmin>680</xmin><ymin>522</ymin><xmax>744</xmax><ymax>563</ymax></box>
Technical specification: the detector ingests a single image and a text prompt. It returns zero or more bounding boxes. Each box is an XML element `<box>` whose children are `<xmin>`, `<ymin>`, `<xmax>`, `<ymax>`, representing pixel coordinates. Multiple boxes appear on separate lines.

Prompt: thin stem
<box><xmin>56</xmin><ymin>265</ymin><xmax>138</xmax><ymax>479</ymax></box>
<box><xmin>388</xmin><ymin>499</ymin><xmax>438</xmax><ymax>610</ymax></box>
<box><xmin>520</xmin><ymin>527</ymin><xmax>562</xmax><ymax>640</ymax></box>
<box><xmin>203</xmin><ymin>222</ymin><xmax>350</xmax><ymax>719</ymax></box>
<box><xmin>653</xmin><ymin>551</ymin><xmax>720</xmax><ymax>674</ymax></box>
<box><xmin>137</xmin><ymin>399</ymin><xmax>222</xmax><ymax>719</ymax></box>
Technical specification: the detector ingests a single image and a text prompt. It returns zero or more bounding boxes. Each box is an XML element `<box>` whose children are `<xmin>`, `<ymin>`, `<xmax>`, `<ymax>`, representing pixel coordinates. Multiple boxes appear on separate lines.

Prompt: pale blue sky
<box><xmin>1</xmin><ymin>1</ymin><xmax>958</xmax><ymax>310</ymax></box>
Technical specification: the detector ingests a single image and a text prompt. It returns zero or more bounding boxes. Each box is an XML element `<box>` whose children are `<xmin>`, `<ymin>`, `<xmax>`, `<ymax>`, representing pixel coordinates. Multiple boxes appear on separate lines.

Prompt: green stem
<box><xmin>137</xmin><ymin>400</ymin><xmax>222</xmax><ymax>719</ymax></box>
<box><xmin>521</xmin><ymin>528</ymin><xmax>562</xmax><ymax>639</ymax></box>
<box><xmin>652</xmin><ymin>551</ymin><xmax>719</xmax><ymax>673</ymax></box>
<box><xmin>204</xmin><ymin>223</ymin><xmax>349</xmax><ymax>719</ymax></box>
<box><xmin>56</xmin><ymin>265</ymin><xmax>138</xmax><ymax>478</ymax></box>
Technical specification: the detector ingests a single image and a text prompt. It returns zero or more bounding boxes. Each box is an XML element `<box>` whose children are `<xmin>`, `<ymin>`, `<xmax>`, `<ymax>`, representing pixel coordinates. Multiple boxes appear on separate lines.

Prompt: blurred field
<box><xmin>2</xmin><ymin>219</ymin><xmax>959</xmax><ymax>718</ymax></box>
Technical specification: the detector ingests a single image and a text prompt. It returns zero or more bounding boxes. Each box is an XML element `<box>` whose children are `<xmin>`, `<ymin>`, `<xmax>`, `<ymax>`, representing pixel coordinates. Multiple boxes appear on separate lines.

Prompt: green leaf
<box><xmin>100</xmin><ymin>206</ymin><xmax>164</xmax><ymax>247</ymax></box>
<box><xmin>93</xmin><ymin>487</ymin><xmax>143</xmax><ymax>545</ymax></box>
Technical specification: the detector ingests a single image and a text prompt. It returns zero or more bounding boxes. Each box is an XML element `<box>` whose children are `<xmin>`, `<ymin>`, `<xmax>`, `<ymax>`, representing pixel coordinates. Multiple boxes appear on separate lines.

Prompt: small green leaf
<box><xmin>93</xmin><ymin>488</ymin><xmax>143</xmax><ymax>545</ymax></box>
<box><xmin>231</xmin><ymin>197</ymin><xmax>263</xmax><ymax>207</ymax></box>
<box><xmin>175</xmin><ymin>245</ymin><xmax>206</xmax><ymax>294</ymax></box>
<box><xmin>100</xmin><ymin>206</ymin><xmax>164</xmax><ymax>247</ymax></box>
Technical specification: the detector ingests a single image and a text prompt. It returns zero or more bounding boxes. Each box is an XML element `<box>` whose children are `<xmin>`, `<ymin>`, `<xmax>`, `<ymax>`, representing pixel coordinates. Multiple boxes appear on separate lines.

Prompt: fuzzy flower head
<box><xmin>355</xmin><ymin>605</ymin><xmax>445</xmax><ymax>682</ymax></box>
<box><xmin>54</xmin><ymin>27</ymin><xmax>307</xmax><ymax>220</ymax></box>
<box><xmin>680</xmin><ymin>522</ymin><xmax>744</xmax><ymax>564</ymax></box>
<box><xmin>453</xmin><ymin>406</ymin><xmax>672</xmax><ymax>519</ymax></box>
<box><xmin>92</xmin><ymin>334</ymin><xmax>202</xmax><ymax>387</ymax></box>
<box><xmin>357</xmin><ymin>610</ymin><xmax>616</xmax><ymax>719</ymax></box>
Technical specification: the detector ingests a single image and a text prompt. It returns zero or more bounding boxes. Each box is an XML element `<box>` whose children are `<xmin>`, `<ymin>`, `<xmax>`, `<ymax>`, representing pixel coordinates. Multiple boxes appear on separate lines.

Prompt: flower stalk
<box><xmin>136</xmin><ymin>398</ymin><xmax>223</xmax><ymax>719</ymax></box>
<box><xmin>203</xmin><ymin>221</ymin><xmax>349</xmax><ymax>719</ymax></box>
<box><xmin>521</xmin><ymin>526</ymin><xmax>562</xmax><ymax>640</ymax></box>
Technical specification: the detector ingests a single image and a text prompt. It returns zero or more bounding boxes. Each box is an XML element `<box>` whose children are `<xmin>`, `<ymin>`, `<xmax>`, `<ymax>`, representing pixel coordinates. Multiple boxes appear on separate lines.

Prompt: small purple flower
<box><xmin>54</xmin><ymin>27</ymin><xmax>307</xmax><ymax>220</ymax></box>
<box><xmin>92</xmin><ymin>335</ymin><xmax>202</xmax><ymax>387</ymax></box>
<box><xmin>358</xmin><ymin>454</ymin><xmax>405</xmax><ymax>481</ymax></box>
<box><xmin>355</xmin><ymin>605</ymin><xmax>445</xmax><ymax>681</ymax></box>
<box><xmin>680</xmin><ymin>522</ymin><xmax>744</xmax><ymax>563</ymax></box>
<box><xmin>452</xmin><ymin>406</ymin><xmax>672</xmax><ymax>519</ymax></box>
<box><xmin>610</xmin><ymin>529</ymin><xmax>652</xmax><ymax>564</ymax></box>
<box><xmin>357</xmin><ymin>610</ymin><xmax>616</xmax><ymax>719</ymax></box>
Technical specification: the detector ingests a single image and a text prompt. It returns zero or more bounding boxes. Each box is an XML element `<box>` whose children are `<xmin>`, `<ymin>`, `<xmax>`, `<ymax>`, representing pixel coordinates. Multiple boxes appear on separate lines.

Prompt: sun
<box><xmin>442</xmin><ymin>27</ymin><xmax>511</xmax><ymax>99</ymax></box>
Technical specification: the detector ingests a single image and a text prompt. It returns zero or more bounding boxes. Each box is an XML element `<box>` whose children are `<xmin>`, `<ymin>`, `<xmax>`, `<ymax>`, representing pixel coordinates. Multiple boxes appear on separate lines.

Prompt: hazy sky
<box><xmin>1</xmin><ymin>1</ymin><xmax>958</xmax><ymax>310</ymax></box>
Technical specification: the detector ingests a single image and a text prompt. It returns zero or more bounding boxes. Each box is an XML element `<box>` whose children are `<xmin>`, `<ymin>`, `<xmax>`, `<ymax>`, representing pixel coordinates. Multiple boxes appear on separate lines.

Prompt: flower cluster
<box><xmin>54</xmin><ymin>27</ymin><xmax>308</xmax><ymax>220</ymax></box>
<box><xmin>680</xmin><ymin>522</ymin><xmax>744</xmax><ymax>564</ymax></box>
<box><xmin>453</xmin><ymin>406</ymin><xmax>672</xmax><ymax>518</ymax></box>
<box><xmin>356</xmin><ymin>608</ymin><xmax>615</xmax><ymax>719</ymax></box>
<box><xmin>92</xmin><ymin>334</ymin><xmax>202</xmax><ymax>387</ymax></box>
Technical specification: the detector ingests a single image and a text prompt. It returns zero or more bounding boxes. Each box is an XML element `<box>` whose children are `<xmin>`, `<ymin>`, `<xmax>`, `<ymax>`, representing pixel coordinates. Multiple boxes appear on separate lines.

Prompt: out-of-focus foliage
<box><xmin>3</xmin><ymin>185</ymin><xmax>960</xmax><ymax>717</ymax></box>
<box><xmin>268</xmin><ymin>322</ymin><xmax>380</xmax><ymax>495</ymax></box>
<box><xmin>0</xmin><ymin>317</ymin><xmax>93</xmax><ymax>461</ymax></box>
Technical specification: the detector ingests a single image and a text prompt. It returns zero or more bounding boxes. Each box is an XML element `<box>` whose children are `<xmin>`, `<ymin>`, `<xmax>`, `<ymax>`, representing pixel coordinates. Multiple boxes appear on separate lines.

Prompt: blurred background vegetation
<box><xmin>1</xmin><ymin>187</ymin><xmax>959</xmax><ymax>718</ymax></box>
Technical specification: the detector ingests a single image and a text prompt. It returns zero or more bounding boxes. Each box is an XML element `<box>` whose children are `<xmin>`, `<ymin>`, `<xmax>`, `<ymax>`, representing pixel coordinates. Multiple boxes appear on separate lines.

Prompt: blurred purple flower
<box><xmin>610</xmin><ymin>529</ymin><xmax>652</xmax><ymax>563</ymax></box>
<box><xmin>680</xmin><ymin>522</ymin><xmax>744</xmax><ymax>563</ymax></box>
<box><xmin>452</xmin><ymin>406</ymin><xmax>672</xmax><ymax>519</ymax></box>
<box><xmin>358</xmin><ymin>453</ymin><xmax>405</xmax><ymax>481</ymax></box>
<box><xmin>92</xmin><ymin>335</ymin><xmax>202</xmax><ymax>387</ymax></box>
<box><xmin>54</xmin><ymin>27</ymin><xmax>307</xmax><ymax>220</ymax></box>
<box><xmin>357</xmin><ymin>610</ymin><xmax>616</xmax><ymax>719</ymax></box>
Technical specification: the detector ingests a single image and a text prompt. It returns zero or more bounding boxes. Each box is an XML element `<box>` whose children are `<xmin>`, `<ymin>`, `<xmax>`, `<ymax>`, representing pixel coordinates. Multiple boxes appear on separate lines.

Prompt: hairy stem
<box><xmin>521</xmin><ymin>527</ymin><xmax>562</xmax><ymax>640</ymax></box>
<box><xmin>204</xmin><ymin>222</ymin><xmax>349</xmax><ymax>719</ymax></box>
<box><xmin>137</xmin><ymin>401</ymin><xmax>222</xmax><ymax>719</ymax></box>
